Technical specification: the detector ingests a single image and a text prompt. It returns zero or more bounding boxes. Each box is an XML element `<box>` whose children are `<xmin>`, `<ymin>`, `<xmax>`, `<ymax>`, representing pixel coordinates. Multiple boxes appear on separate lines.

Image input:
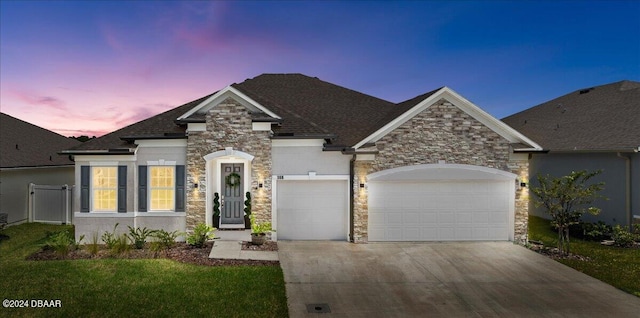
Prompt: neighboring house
<box><xmin>503</xmin><ymin>80</ymin><xmax>640</xmax><ymax>228</ymax></box>
<box><xmin>0</xmin><ymin>113</ymin><xmax>80</xmax><ymax>225</ymax></box>
<box><xmin>63</xmin><ymin>74</ymin><xmax>542</xmax><ymax>243</ymax></box>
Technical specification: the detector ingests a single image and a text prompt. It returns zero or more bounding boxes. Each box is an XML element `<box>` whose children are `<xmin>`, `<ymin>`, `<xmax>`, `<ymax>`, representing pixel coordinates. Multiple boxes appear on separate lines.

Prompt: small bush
<box><xmin>110</xmin><ymin>234</ymin><xmax>131</xmax><ymax>255</ymax></box>
<box><xmin>186</xmin><ymin>223</ymin><xmax>215</xmax><ymax>248</ymax></box>
<box><xmin>151</xmin><ymin>229</ymin><xmax>179</xmax><ymax>251</ymax></box>
<box><xmin>101</xmin><ymin>223</ymin><xmax>120</xmax><ymax>249</ymax></box>
<box><xmin>127</xmin><ymin>226</ymin><xmax>156</xmax><ymax>249</ymax></box>
<box><xmin>581</xmin><ymin>221</ymin><xmax>612</xmax><ymax>241</ymax></box>
<box><xmin>612</xmin><ymin>225</ymin><xmax>636</xmax><ymax>247</ymax></box>
<box><xmin>45</xmin><ymin>230</ymin><xmax>83</xmax><ymax>259</ymax></box>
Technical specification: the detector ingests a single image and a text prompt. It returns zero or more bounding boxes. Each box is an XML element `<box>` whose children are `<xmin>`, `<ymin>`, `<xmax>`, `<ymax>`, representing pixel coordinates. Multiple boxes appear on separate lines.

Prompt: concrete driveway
<box><xmin>278</xmin><ymin>241</ymin><xmax>640</xmax><ymax>317</ymax></box>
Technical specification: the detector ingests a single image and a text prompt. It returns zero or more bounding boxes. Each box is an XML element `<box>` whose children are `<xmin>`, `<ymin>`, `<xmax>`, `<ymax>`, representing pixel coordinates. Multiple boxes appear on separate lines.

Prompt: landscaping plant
<box><xmin>127</xmin><ymin>226</ymin><xmax>157</xmax><ymax>249</ymax></box>
<box><xmin>86</xmin><ymin>232</ymin><xmax>101</xmax><ymax>256</ymax></box>
<box><xmin>531</xmin><ymin>170</ymin><xmax>606</xmax><ymax>256</ymax></box>
<box><xmin>250</xmin><ymin>214</ymin><xmax>274</xmax><ymax>235</ymax></box>
<box><xmin>611</xmin><ymin>225</ymin><xmax>638</xmax><ymax>247</ymax></box>
<box><xmin>244</xmin><ymin>191</ymin><xmax>252</xmax><ymax>216</ymax></box>
<box><xmin>101</xmin><ymin>223</ymin><xmax>120</xmax><ymax>248</ymax></box>
<box><xmin>186</xmin><ymin>223</ymin><xmax>215</xmax><ymax>248</ymax></box>
<box><xmin>151</xmin><ymin>229</ymin><xmax>180</xmax><ymax>250</ymax></box>
<box><xmin>45</xmin><ymin>230</ymin><xmax>83</xmax><ymax>259</ymax></box>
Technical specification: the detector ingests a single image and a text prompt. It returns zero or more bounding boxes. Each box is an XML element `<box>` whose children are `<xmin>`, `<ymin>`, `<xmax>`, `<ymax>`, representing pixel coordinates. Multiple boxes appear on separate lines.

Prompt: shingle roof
<box><xmin>63</xmin><ymin>73</ymin><xmax>448</xmax><ymax>152</ymax></box>
<box><xmin>502</xmin><ymin>80</ymin><xmax>640</xmax><ymax>152</ymax></box>
<box><xmin>231</xmin><ymin>74</ymin><xmax>400</xmax><ymax>146</ymax></box>
<box><xmin>67</xmin><ymin>94</ymin><xmax>212</xmax><ymax>152</ymax></box>
<box><xmin>0</xmin><ymin>113</ymin><xmax>80</xmax><ymax>168</ymax></box>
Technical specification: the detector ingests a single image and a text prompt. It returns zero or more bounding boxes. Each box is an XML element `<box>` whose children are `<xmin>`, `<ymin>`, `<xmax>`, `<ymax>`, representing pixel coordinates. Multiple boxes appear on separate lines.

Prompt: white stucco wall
<box><xmin>0</xmin><ymin>166</ymin><xmax>75</xmax><ymax>225</ymax></box>
<box><xmin>272</xmin><ymin>142</ymin><xmax>350</xmax><ymax>175</ymax></box>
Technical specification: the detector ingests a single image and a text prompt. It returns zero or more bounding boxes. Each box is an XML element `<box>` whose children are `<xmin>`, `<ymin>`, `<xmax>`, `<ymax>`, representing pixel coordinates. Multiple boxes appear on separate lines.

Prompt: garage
<box><xmin>276</xmin><ymin>179</ymin><xmax>348</xmax><ymax>240</ymax></box>
<box><xmin>368</xmin><ymin>164</ymin><xmax>516</xmax><ymax>241</ymax></box>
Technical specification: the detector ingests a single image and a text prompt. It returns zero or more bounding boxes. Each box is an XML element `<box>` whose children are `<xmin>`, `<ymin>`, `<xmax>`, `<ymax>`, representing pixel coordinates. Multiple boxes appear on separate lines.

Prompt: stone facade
<box><xmin>353</xmin><ymin>99</ymin><xmax>529</xmax><ymax>243</ymax></box>
<box><xmin>186</xmin><ymin>97</ymin><xmax>272</xmax><ymax>229</ymax></box>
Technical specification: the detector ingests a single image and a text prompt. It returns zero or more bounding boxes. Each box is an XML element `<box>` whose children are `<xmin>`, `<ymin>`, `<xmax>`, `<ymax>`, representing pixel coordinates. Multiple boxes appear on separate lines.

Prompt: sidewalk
<box><xmin>208</xmin><ymin>229</ymin><xmax>279</xmax><ymax>261</ymax></box>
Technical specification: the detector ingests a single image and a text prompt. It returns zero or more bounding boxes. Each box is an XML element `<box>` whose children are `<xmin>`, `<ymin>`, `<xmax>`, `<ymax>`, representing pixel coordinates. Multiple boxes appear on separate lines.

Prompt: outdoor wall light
<box><xmin>258</xmin><ymin>182</ymin><xmax>264</xmax><ymax>188</ymax></box>
<box><xmin>359</xmin><ymin>183</ymin><xmax>365</xmax><ymax>188</ymax></box>
<box><xmin>520</xmin><ymin>182</ymin><xmax>527</xmax><ymax>188</ymax></box>
<box><xmin>194</xmin><ymin>183</ymin><xmax>199</xmax><ymax>189</ymax></box>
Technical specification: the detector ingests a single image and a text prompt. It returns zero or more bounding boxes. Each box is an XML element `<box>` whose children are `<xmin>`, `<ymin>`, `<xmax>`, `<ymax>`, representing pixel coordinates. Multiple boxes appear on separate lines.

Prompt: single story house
<box><xmin>0</xmin><ymin>113</ymin><xmax>80</xmax><ymax>225</ymax></box>
<box><xmin>503</xmin><ymin>80</ymin><xmax>640</xmax><ymax>228</ymax></box>
<box><xmin>63</xmin><ymin>74</ymin><xmax>542</xmax><ymax>243</ymax></box>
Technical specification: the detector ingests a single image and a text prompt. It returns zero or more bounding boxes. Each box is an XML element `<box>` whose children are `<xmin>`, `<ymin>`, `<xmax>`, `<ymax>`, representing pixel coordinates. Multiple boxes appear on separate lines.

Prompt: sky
<box><xmin>1</xmin><ymin>1</ymin><xmax>639</xmax><ymax>138</ymax></box>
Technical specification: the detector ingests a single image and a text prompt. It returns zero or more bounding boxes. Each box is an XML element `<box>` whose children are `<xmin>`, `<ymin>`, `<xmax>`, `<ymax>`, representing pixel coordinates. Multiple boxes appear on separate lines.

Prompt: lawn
<box><xmin>528</xmin><ymin>216</ymin><xmax>640</xmax><ymax>297</ymax></box>
<box><xmin>0</xmin><ymin>223</ymin><xmax>289</xmax><ymax>318</ymax></box>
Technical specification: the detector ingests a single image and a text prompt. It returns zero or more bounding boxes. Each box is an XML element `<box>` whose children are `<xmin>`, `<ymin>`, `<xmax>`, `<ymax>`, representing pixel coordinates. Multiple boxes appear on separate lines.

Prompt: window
<box><xmin>92</xmin><ymin>167</ymin><xmax>117</xmax><ymax>211</ymax></box>
<box><xmin>150</xmin><ymin>166</ymin><xmax>174</xmax><ymax>210</ymax></box>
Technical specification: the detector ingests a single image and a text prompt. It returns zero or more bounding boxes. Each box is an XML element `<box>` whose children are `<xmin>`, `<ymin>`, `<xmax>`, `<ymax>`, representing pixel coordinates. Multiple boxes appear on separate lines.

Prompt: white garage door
<box><xmin>276</xmin><ymin>180</ymin><xmax>348</xmax><ymax>240</ymax></box>
<box><xmin>368</xmin><ymin>164</ymin><xmax>515</xmax><ymax>242</ymax></box>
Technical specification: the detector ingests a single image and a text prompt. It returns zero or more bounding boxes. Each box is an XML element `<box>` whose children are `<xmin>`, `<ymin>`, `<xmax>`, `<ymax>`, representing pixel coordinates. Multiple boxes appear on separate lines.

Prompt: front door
<box><xmin>220</xmin><ymin>163</ymin><xmax>245</xmax><ymax>227</ymax></box>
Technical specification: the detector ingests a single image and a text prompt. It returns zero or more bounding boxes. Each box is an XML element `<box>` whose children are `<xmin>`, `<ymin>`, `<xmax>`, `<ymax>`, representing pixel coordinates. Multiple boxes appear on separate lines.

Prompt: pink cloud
<box><xmin>10</xmin><ymin>90</ymin><xmax>67</xmax><ymax>111</ymax></box>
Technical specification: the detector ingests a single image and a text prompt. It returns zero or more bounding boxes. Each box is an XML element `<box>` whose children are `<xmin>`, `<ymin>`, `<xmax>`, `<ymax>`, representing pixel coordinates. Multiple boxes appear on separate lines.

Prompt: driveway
<box><xmin>278</xmin><ymin>241</ymin><xmax>640</xmax><ymax>317</ymax></box>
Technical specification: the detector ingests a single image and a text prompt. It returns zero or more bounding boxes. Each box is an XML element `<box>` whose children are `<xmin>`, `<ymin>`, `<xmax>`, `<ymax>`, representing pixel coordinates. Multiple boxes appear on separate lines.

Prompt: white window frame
<box><xmin>148</xmin><ymin>166</ymin><xmax>175</xmax><ymax>212</ymax></box>
<box><xmin>91</xmin><ymin>166</ymin><xmax>118</xmax><ymax>212</ymax></box>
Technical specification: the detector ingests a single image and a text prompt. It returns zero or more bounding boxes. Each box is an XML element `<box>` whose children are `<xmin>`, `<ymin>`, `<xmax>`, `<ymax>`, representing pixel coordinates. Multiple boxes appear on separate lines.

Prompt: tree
<box><xmin>531</xmin><ymin>170</ymin><xmax>605</xmax><ymax>256</ymax></box>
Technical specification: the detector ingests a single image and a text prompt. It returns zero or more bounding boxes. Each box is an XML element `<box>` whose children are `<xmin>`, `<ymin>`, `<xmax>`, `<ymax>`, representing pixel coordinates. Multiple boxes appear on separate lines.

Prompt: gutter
<box><xmin>349</xmin><ymin>154</ymin><xmax>355</xmax><ymax>242</ymax></box>
<box><xmin>617</xmin><ymin>152</ymin><xmax>632</xmax><ymax>230</ymax></box>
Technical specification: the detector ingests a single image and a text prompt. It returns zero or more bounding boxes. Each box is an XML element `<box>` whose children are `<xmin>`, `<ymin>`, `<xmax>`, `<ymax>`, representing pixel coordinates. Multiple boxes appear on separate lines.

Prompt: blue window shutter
<box><xmin>138</xmin><ymin>165</ymin><xmax>147</xmax><ymax>212</ymax></box>
<box><xmin>118</xmin><ymin>166</ymin><xmax>127</xmax><ymax>213</ymax></box>
<box><xmin>80</xmin><ymin>166</ymin><xmax>90</xmax><ymax>212</ymax></box>
<box><xmin>175</xmin><ymin>165</ymin><xmax>185</xmax><ymax>212</ymax></box>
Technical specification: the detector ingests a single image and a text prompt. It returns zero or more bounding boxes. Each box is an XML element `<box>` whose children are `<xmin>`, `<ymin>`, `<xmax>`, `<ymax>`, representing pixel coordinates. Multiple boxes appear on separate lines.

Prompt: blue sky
<box><xmin>1</xmin><ymin>0</ymin><xmax>638</xmax><ymax>137</ymax></box>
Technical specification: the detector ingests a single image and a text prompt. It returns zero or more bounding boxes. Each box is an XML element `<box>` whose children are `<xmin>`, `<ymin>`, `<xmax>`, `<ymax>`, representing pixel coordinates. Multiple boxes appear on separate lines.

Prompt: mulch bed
<box><xmin>26</xmin><ymin>240</ymin><xmax>279</xmax><ymax>266</ymax></box>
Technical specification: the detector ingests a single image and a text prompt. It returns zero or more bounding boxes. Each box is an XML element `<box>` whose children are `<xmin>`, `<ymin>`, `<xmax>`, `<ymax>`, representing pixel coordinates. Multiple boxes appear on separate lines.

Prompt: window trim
<box><xmin>91</xmin><ymin>166</ymin><xmax>118</xmax><ymax>212</ymax></box>
<box><xmin>148</xmin><ymin>166</ymin><xmax>176</xmax><ymax>212</ymax></box>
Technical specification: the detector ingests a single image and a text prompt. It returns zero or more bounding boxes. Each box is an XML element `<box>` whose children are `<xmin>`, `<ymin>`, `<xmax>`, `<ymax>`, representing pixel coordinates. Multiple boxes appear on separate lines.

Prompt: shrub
<box><xmin>151</xmin><ymin>229</ymin><xmax>180</xmax><ymax>251</ymax></box>
<box><xmin>101</xmin><ymin>223</ymin><xmax>120</xmax><ymax>248</ymax></box>
<box><xmin>611</xmin><ymin>225</ymin><xmax>636</xmax><ymax>247</ymax></box>
<box><xmin>110</xmin><ymin>234</ymin><xmax>131</xmax><ymax>255</ymax></box>
<box><xmin>244</xmin><ymin>192</ymin><xmax>252</xmax><ymax>216</ymax></box>
<box><xmin>580</xmin><ymin>221</ymin><xmax>612</xmax><ymax>241</ymax></box>
<box><xmin>127</xmin><ymin>226</ymin><xmax>156</xmax><ymax>249</ymax></box>
<box><xmin>250</xmin><ymin>214</ymin><xmax>274</xmax><ymax>234</ymax></box>
<box><xmin>186</xmin><ymin>223</ymin><xmax>215</xmax><ymax>248</ymax></box>
<box><xmin>45</xmin><ymin>230</ymin><xmax>83</xmax><ymax>259</ymax></box>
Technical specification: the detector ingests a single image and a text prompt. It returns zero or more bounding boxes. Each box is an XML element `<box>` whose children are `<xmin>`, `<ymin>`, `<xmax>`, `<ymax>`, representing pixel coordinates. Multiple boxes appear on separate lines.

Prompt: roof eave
<box><xmin>59</xmin><ymin>149</ymin><xmax>136</xmax><ymax>155</ymax></box>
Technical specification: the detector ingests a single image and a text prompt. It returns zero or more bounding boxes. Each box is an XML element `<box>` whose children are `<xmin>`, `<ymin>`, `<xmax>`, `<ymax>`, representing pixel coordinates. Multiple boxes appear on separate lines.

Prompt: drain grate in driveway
<box><xmin>306</xmin><ymin>303</ymin><xmax>331</xmax><ymax>313</ymax></box>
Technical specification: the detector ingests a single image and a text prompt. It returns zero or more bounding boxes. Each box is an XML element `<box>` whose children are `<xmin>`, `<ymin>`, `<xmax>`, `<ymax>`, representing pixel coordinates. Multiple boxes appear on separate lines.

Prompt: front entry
<box><xmin>220</xmin><ymin>163</ymin><xmax>245</xmax><ymax>228</ymax></box>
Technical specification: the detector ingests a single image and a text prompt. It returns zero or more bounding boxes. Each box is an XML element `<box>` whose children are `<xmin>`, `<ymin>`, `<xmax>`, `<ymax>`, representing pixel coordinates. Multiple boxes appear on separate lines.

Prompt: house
<box><xmin>0</xmin><ymin>113</ymin><xmax>80</xmax><ymax>225</ymax></box>
<box><xmin>63</xmin><ymin>74</ymin><xmax>542</xmax><ymax>243</ymax></box>
<box><xmin>503</xmin><ymin>80</ymin><xmax>640</xmax><ymax>227</ymax></box>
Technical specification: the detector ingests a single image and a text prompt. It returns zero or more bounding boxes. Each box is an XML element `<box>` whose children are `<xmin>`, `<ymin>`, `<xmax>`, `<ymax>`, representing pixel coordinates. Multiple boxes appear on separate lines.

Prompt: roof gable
<box><xmin>502</xmin><ymin>80</ymin><xmax>640</xmax><ymax>152</ymax></box>
<box><xmin>353</xmin><ymin>87</ymin><xmax>542</xmax><ymax>151</ymax></box>
<box><xmin>0</xmin><ymin>113</ymin><xmax>80</xmax><ymax>168</ymax></box>
<box><xmin>177</xmin><ymin>86</ymin><xmax>281</xmax><ymax>121</ymax></box>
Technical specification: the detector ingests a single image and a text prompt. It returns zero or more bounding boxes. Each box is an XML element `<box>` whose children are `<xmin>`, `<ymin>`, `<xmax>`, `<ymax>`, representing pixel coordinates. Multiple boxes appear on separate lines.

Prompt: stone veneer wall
<box><xmin>353</xmin><ymin>99</ymin><xmax>529</xmax><ymax>243</ymax></box>
<box><xmin>186</xmin><ymin>97</ymin><xmax>272</xmax><ymax>229</ymax></box>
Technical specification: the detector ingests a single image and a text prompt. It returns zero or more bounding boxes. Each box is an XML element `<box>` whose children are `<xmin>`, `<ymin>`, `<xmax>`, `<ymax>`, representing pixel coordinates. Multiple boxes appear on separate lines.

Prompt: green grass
<box><xmin>528</xmin><ymin>216</ymin><xmax>640</xmax><ymax>297</ymax></box>
<box><xmin>0</xmin><ymin>223</ymin><xmax>288</xmax><ymax>317</ymax></box>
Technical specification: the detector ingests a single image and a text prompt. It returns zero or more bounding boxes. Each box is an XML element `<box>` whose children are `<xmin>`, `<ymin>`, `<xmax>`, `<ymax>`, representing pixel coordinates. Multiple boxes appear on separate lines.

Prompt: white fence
<box><xmin>29</xmin><ymin>184</ymin><xmax>73</xmax><ymax>224</ymax></box>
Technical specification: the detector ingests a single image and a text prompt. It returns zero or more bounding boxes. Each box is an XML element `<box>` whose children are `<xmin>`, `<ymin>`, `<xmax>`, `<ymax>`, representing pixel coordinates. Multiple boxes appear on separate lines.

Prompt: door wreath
<box><xmin>225</xmin><ymin>172</ymin><xmax>241</xmax><ymax>188</ymax></box>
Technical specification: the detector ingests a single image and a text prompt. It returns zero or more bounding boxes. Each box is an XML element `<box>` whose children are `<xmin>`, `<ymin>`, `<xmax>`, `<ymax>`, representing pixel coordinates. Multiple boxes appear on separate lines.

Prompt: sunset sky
<box><xmin>1</xmin><ymin>1</ymin><xmax>638</xmax><ymax>137</ymax></box>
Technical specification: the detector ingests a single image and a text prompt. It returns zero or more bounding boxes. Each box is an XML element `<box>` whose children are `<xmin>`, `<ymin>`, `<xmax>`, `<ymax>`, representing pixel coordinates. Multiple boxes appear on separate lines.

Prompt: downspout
<box><xmin>617</xmin><ymin>152</ymin><xmax>632</xmax><ymax>230</ymax></box>
<box><xmin>349</xmin><ymin>155</ymin><xmax>355</xmax><ymax>242</ymax></box>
